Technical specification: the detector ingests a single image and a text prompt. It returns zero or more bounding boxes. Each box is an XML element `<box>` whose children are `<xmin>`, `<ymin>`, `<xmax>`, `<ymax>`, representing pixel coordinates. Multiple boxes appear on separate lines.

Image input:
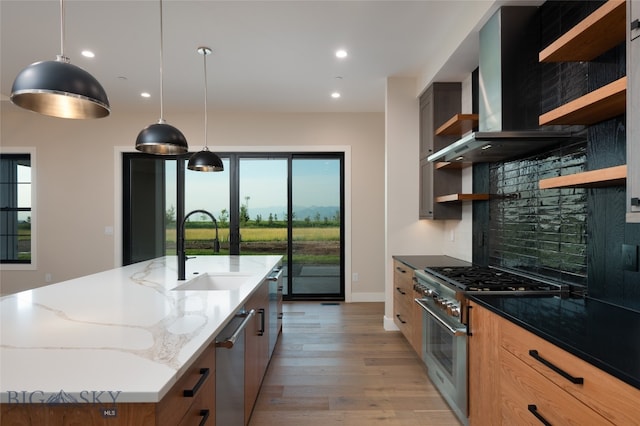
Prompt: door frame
<box><xmin>114</xmin><ymin>145</ymin><xmax>353</xmax><ymax>302</ymax></box>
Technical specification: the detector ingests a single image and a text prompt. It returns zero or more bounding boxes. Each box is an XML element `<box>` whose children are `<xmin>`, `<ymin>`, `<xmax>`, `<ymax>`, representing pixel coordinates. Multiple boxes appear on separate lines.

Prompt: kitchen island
<box><xmin>0</xmin><ymin>255</ymin><xmax>281</xmax><ymax>422</ymax></box>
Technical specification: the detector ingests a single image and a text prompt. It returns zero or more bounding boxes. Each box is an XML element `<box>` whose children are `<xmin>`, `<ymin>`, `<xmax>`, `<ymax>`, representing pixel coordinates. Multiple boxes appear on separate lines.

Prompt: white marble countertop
<box><xmin>0</xmin><ymin>255</ymin><xmax>282</xmax><ymax>404</ymax></box>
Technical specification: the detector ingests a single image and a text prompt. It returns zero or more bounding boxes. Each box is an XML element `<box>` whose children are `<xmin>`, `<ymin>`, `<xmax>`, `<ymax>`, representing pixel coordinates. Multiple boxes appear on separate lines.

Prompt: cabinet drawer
<box><xmin>501</xmin><ymin>348</ymin><xmax>611</xmax><ymax>425</ymax></box>
<box><xmin>393</xmin><ymin>295</ymin><xmax>411</xmax><ymax>331</ymax></box>
<box><xmin>501</xmin><ymin>319</ymin><xmax>640</xmax><ymax>425</ymax></box>
<box><xmin>176</xmin><ymin>382</ymin><xmax>215</xmax><ymax>426</ymax></box>
<box><xmin>158</xmin><ymin>344</ymin><xmax>215</xmax><ymax>426</ymax></box>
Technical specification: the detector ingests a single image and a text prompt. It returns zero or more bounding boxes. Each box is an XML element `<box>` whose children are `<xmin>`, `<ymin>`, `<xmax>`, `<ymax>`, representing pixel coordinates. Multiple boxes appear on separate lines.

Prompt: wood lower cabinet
<box><xmin>501</xmin><ymin>349</ymin><xmax>611</xmax><ymax>425</ymax></box>
<box><xmin>467</xmin><ymin>301</ymin><xmax>501</xmax><ymax>425</ymax></box>
<box><xmin>468</xmin><ymin>302</ymin><xmax>640</xmax><ymax>426</ymax></box>
<box><xmin>410</xmin><ymin>286</ymin><xmax>423</xmax><ymax>356</ymax></box>
<box><xmin>500</xmin><ymin>317</ymin><xmax>640</xmax><ymax>426</ymax></box>
<box><xmin>244</xmin><ymin>280</ymin><xmax>270</xmax><ymax>425</ymax></box>
<box><xmin>0</xmin><ymin>344</ymin><xmax>216</xmax><ymax>426</ymax></box>
<box><xmin>393</xmin><ymin>260</ymin><xmax>421</xmax><ymax>355</ymax></box>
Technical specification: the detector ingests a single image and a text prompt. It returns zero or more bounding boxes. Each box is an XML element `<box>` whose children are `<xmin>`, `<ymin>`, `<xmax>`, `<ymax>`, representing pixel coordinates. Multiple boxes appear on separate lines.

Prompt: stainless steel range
<box><xmin>414</xmin><ymin>265</ymin><xmax>573</xmax><ymax>425</ymax></box>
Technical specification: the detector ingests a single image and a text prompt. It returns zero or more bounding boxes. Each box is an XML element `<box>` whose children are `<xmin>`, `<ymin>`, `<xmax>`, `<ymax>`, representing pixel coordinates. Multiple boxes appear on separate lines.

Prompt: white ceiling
<box><xmin>1</xmin><ymin>0</ymin><xmax>511</xmax><ymax>116</ymax></box>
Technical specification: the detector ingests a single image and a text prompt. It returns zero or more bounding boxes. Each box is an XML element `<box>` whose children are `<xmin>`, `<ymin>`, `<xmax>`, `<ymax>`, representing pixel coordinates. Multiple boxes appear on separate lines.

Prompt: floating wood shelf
<box><xmin>539</xmin><ymin>77</ymin><xmax>626</xmax><ymax>126</ymax></box>
<box><xmin>435</xmin><ymin>161</ymin><xmax>472</xmax><ymax>170</ymax></box>
<box><xmin>539</xmin><ymin>0</ymin><xmax>626</xmax><ymax>62</ymax></box>
<box><xmin>539</xmin><ymin>165</ymin><xmax>627</xmax><ymax>189</ymax></box>
<box><xmin>436</xmin><ymin>193</ymin><xmax>490</xmax><ymax>203</ymax></box>
<box><xmin>435</xmin><ymin>114</ymin><xmax>479</xmax><ymax>136</ymax></box>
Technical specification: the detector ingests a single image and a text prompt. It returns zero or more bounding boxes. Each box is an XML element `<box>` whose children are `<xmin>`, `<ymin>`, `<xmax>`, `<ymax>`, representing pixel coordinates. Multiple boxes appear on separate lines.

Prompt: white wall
<box><xmin>384</xmin><ymin>77</ymin><xmax>446</xmax><ymax>329</ymax></box>
<box><xmin>442</xmin><ymin>73</ymin><xmax>474</xmax><ymax>262</ymax></box>
<box><xmin>0</xmin><ymin>103</ymin><xmax>385</xmax><ymax>301</ymax></box>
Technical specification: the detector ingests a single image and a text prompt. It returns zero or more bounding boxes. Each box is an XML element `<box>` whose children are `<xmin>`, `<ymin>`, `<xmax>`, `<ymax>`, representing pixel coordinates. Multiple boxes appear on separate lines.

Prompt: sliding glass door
<box><xmin>289</xmin><ymin>157</ymin><xmax>343</xmax><ymax>299</ymax></box>
<box><xmin>123</xmin><ymin>152</ymin><xmax>344</xmax><ymax>300</ymax></box>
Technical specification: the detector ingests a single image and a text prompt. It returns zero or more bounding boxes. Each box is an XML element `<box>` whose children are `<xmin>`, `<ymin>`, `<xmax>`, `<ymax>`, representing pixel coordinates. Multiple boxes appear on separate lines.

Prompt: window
<box><xmin>0</xmin><ymin>152</ymin><xmax>34</xmax><ymax>266</ymax></box>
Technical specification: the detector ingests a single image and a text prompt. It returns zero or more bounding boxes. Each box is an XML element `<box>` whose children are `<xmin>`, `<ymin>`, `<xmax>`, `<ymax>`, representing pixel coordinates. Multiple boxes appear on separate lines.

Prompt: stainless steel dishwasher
<box><xmin>215</xmin><ymin>309</ymin><xmax>255</xmax><ymax>426</ymax></box>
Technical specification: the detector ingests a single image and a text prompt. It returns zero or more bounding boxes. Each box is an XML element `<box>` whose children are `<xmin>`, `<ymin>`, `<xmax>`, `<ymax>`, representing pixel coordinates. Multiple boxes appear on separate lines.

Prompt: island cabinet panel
<box><xmin>244</xmin><ymin>280</ymin><xmax>270</xmax><ymax>425</ymax></box>
<box><xmin>467</xmin><ymin>302</ymin><xmax>501</xmax><ymax>425</ymax></box>
<box><xmin>0</xmin><ymin>344</ymin><xmax>216</xmax><ymax>426</ymax></box>
<box><xmin>157</xmin><ymin>343</ymin><xmax>215</xmax><ymax>426</ymax></box>
<box><xmin>0</xmin><ymin>403</ymin><xmax>157</xmax><ymax>426</ymax></box>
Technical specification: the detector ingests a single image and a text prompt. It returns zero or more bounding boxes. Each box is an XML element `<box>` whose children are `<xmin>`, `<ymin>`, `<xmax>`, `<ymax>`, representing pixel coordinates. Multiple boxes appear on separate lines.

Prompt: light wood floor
<box><xmin>248</xmin><ymin>302</ymin><xmax>462</xmax><ymax>426</ymax></box>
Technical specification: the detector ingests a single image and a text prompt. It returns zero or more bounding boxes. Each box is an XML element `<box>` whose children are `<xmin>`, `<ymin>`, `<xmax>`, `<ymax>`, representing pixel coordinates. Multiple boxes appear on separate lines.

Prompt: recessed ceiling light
<box><xmin>331</xmin><ymin>92</ymin><xmax>341</xmax><ymax>99</ymax></box>
<box><xmin>81</xmin><ymin>50</ymin><xmax>95</xmax><ymax>58</ymax></box>
<box><xmin>335</xmin><ymin>49</ymin><xmax>348</xmax><ymax>59</ymax></box>
<box><xmin>141</xmin><ymin>92</ymin><xmax>151</xmax><ymax>98</ymax></box>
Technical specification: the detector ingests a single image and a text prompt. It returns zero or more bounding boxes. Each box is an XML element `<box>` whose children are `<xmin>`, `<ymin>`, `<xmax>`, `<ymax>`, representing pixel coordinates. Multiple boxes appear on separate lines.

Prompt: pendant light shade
<box><xmin>10</xmin><ymin>1</ymin><xmax>110</xmax><ymax>119</ymax></box>
<box><xmin>187</xmin><ymin>147</ymin><xmax>224</xmax><ymax>171</ymax></box>
<box><xmin>135</xmin><ymin>121</ymin><xmax>188</xmax><ymax>154</ymax></box>
<box><xmin>135</xmin><ymin>0</ymin><xmax>188</xmax><ymax>155</ymax></box>
<box><xmin>187</xmin><ymin>46</ymin><xmax>224</xmax><ymax>172</ymax></box>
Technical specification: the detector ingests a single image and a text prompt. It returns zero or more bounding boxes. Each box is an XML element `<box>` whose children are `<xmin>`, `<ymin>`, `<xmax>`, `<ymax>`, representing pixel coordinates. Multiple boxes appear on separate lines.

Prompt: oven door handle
<box><xmin>415</xmin><ymin>299</ymin><xmax>466</xmax><ymax>336</ymax></box>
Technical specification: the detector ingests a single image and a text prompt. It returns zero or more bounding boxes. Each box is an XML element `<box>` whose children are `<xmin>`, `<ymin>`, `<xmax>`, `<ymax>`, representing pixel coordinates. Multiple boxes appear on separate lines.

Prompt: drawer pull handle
<box><xmin>198</xmin><ymin>409</ymin><xmax>210</xmax><ymax>426</ymax></box>
<box><xmin>396</xmin><ymin>314</ymin><xmax>407</xmax><ymax>324</ymax></box>
<box><xmin>528</xmin><ymin>404</ymin><xmax>552</xmax><ymax>426</ymax></box>
<box><xmin>183</xmin><ymin>368</ymin><xmax>210</xmax><ymax>397</ymax></box>
<box><xmin>216</xmin><ymin>310</ymin><xmax>256</xmax><ymax>349</ymax></box>
<box><xmin>396</xmin><ymin>266</ymin><xmax>407</xmax><ymax>274</ymax></box>
<box><xmin>528</xmin><ymin>350</ymin><xmax>584</xmax><ymax>384</ymax></box>
<box><xmin>396</xmin><ymin>287</ymin><xmax>406</xmax><ymax>295</ymax></box>
<box><xmin>257</xmin><ymin>308</ymin><xmax>265</xmax><ymax>336</ymax></box>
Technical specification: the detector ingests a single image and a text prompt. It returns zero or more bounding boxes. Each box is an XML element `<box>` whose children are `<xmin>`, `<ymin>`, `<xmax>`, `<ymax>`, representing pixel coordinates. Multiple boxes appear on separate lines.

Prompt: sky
<box><xmin>166</xmin><ymin>157</ymin><xmax>340</xmax><ymax>220</ymax></box>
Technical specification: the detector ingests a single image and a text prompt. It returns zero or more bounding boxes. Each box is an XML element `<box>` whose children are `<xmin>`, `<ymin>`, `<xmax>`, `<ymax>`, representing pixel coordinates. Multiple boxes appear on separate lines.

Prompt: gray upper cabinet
<box><xmin>419</xmin><ymin>83</ymin><xmax>463</xmax><ymax>220</ymax></box>
<box><xmin>628</xmin><ymin>0</ymin><xmax>640</xmax><ymax>222</ymax></box>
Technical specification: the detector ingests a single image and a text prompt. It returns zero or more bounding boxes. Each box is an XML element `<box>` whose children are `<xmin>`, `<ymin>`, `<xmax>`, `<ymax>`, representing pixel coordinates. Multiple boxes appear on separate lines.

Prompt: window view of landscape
<box><xmin>162</xmin><ymin>155</ymin><xmax>343</xmax><ymax>298</ymax></box>
<box><xmin>0</xmin><ymin>154</ymin><xmax>31</xmax><ymax>263</ymax></box>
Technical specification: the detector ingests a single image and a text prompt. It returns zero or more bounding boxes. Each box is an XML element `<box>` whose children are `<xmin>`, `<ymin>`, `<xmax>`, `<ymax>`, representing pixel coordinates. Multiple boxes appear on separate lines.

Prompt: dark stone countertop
<box><xmin>469</xmin><ymin>294</ymin><xmax>640</xmax><ymax>390</ymax></box>
<box><xmin>393</xmin><ymin>255</ymin><xmax>472</xmax><ymax>270</ymax></box>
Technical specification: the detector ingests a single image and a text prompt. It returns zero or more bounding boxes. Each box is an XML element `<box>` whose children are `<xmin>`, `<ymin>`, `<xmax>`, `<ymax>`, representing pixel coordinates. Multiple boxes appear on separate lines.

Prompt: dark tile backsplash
<box><xmin>488</xmin><ymin>141</ymin><xmax>588</xmax><ymax>285</ymax></box>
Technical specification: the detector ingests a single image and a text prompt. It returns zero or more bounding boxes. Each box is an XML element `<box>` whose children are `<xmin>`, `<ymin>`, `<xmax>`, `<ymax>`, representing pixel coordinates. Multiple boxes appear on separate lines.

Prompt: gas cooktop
<box><xmin>423</xmin><ymin>265</ymin><xmax>567</xmax><ymax>293</ymax></box>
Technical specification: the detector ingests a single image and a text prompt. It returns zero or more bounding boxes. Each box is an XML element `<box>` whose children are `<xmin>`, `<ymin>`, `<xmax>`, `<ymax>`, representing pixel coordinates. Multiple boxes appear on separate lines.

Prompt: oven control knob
<box><xmin>436</xmin><ymin>298</ymin><xmax>448</xmax><ymax>309</ymax></box>
<box><xmin>450</xmin><ymin>305</ymin><xmax>461</xmax><ymax>317</ymax></box>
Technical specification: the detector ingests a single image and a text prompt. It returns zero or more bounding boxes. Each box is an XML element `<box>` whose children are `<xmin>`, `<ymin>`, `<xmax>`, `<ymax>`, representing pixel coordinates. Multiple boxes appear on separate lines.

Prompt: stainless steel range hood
<box><xmin>428</xmin><ymin>6</ymin><xmax>579</xmax><ymax>163</ymax></box>
<box><xmin>427</xmin><ymin>131</ymin><xmax>575</xmax><ymax>163</ymax></box>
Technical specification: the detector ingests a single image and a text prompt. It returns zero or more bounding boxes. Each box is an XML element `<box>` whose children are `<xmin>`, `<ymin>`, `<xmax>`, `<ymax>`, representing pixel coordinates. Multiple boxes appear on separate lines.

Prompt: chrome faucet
<box><xmin>178</xmin><ymin>209</ymin><xmax>220</xmax><ymax>280</ymax></box>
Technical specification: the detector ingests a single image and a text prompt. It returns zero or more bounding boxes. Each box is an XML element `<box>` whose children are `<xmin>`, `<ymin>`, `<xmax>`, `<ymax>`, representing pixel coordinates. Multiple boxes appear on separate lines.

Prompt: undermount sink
<box><xmin>172</xmin><ymin>272</ymin><xmax>254</xmax><ymax>291</ymax></box>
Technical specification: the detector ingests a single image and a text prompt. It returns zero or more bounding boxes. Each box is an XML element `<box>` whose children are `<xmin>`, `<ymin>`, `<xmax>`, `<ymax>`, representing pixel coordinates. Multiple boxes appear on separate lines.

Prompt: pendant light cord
<box><xmin>203</xmin><ymin>52</ymin><xmax>208</xmax><ymax>149</ymax></box>
<box><xmin>58</xmin><ymin>0</ymin><xmax>69</xmax><ymax>62</ymax></box>
<box><xmin>159</xmin><ymin>0</ymin><xmax>165</xmax><ymax>122</ymax></box>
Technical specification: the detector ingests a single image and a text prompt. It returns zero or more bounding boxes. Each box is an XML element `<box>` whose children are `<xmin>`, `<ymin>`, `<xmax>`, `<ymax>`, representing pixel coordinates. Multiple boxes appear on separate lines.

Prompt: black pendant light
<box><xmin>10</xmin><ymin>0</ymin><xmax>110</xmax><ymax>119</ymax></box>
<box><xmin>187</xmin><ymin>47</ymin><xmax>224</xmax><ymax>172</ymax></box>
<box><xmin>135</xmin><ymin>0</ymin><xmax>188</xmax><ymax>155</ymax></box>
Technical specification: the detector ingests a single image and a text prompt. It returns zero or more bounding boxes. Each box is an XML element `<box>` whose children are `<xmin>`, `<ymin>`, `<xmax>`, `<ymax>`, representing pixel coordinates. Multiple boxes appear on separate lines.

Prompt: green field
<box><xmin>167</xmin><ymin>226</ymin><xmax>340</xmax><ymax>263</ymax></box>
<box><xmin>166</xmin><ymin>226</ymin><xmax>339</xmax><ymax>243</ymax></box>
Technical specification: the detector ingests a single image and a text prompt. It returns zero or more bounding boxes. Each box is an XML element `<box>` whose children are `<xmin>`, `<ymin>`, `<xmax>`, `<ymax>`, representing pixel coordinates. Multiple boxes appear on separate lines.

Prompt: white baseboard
<box><xmin>383</xmin><ymin>315</ymin><xmax>400</xmax><ymax>331</ymax></box>
<box><xmin>350</xmin><ymin>292</ymin><xmax>385</xmax><ymax>302</ymax></box>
